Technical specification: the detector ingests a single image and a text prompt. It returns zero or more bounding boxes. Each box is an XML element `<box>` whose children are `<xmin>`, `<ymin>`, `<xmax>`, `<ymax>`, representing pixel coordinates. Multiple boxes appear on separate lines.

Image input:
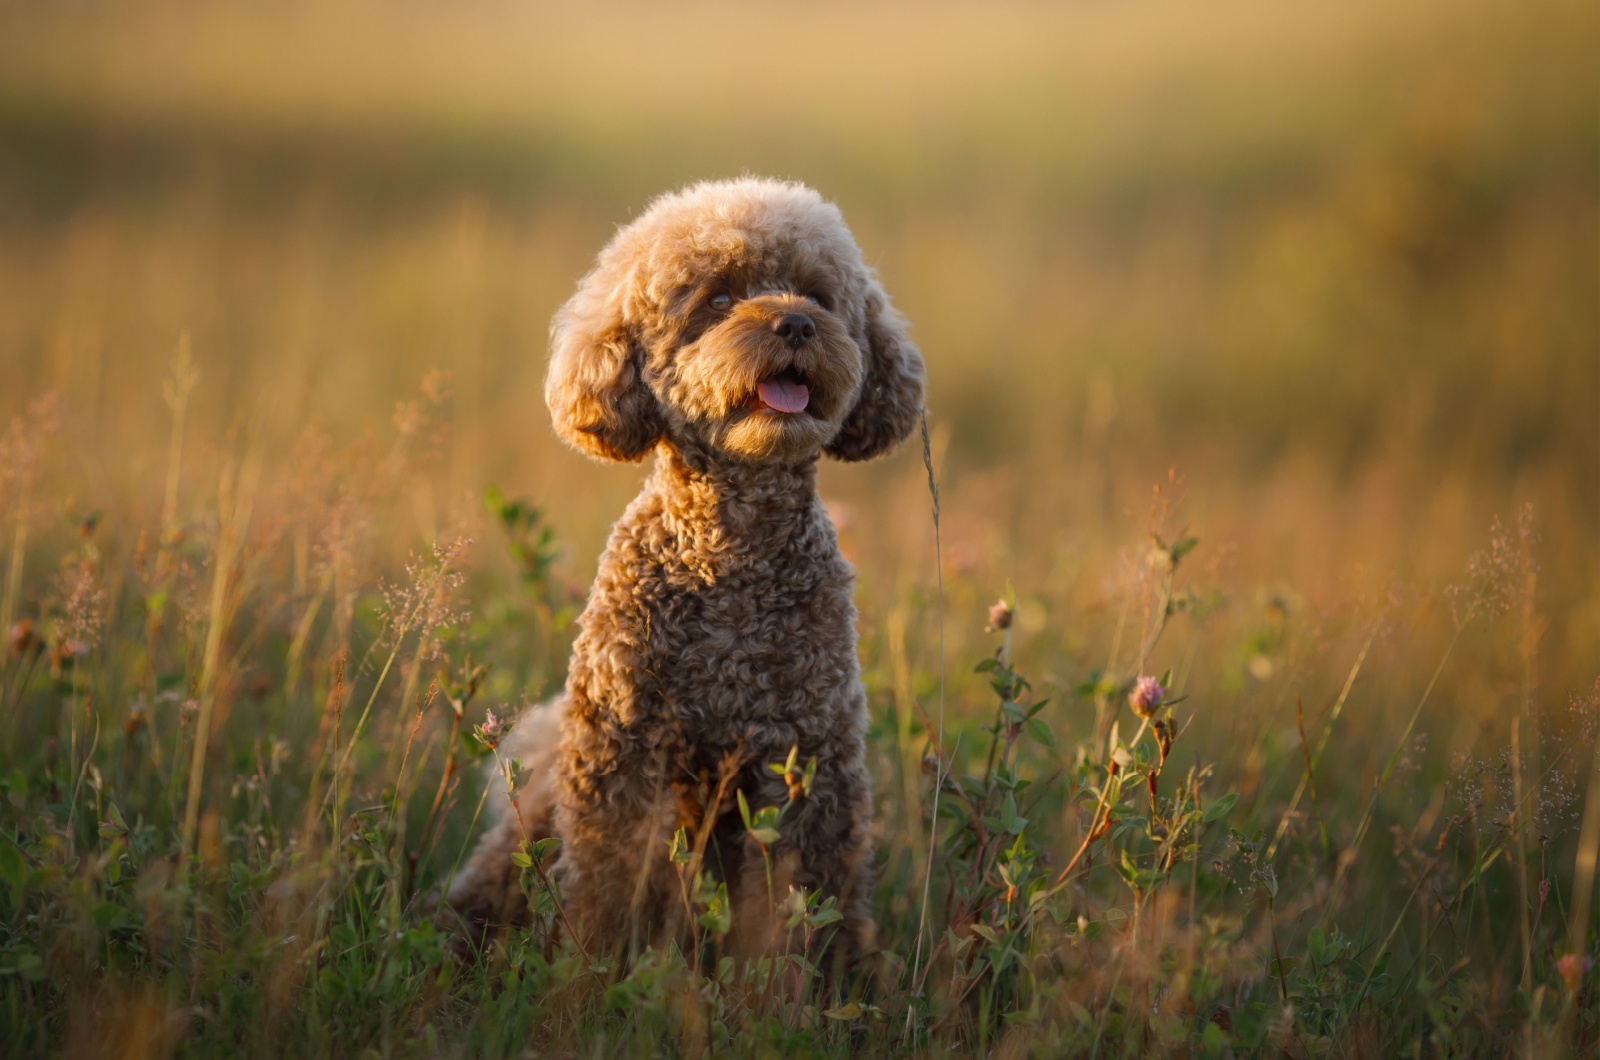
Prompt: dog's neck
<box><xmin>651</xmin><ymin>442</ymin><xmax>821</xmax><ymax>559</ymax></box>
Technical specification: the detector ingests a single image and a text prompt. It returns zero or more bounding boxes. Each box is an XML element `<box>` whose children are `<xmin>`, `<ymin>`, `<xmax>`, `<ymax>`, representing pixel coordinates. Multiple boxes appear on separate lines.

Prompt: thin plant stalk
<box><xmin>1266</xmin><ymin>617</ymin><xmax>1382</xmax><ymax>860</ymax></box>
<box><xmin>487</xmin><ymin>743</ymin><xmax>589</xmax><ymax>961</ymax></box>
<box><xmin>0</xmin><ymin>463</ymin><xmax>28</xmax><ymax>636</ymax></box>
<box><xmin>1568</xmin><ymin>742</ymin><xmax>1600</xmax><ymax>959</ymax></box>
<box><xmin>181</xmin><ymin>457</ymin><xmax>258</xmax><ymax>863</ymax></box>
<box><xmin>1333</xmin><ymin>619</ymin><xmax>1467</xmax><ymax>900</ymax></box>
<box><xmin>909</xmin><ymin>409</ymin><xmax>947</xmax><ymax>1013</ymax></box>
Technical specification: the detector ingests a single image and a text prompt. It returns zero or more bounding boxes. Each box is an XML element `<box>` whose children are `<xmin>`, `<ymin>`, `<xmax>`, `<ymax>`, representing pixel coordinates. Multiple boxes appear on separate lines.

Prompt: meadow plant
<box><xmin>1</xmin><ymin>0</ymin><xmax>1594</xmax><ymax>1051</ymax></box>
<box><xmin>0</xmin><ymin>371</ymin><xmax>1590</xmax><ymax>1056</ymax></box>
<box><xmin>0</xmin><ymin>379</ymin><xmax>1593</xmax><ymax>1058</ymax></box>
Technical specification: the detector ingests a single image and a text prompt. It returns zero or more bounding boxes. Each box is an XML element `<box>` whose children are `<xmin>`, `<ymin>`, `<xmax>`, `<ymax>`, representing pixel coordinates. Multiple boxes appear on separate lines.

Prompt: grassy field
<box><xmin>0</xmin><ymin>0</ymin><xmax>1596</xmax><ymax>1055</ymax></box>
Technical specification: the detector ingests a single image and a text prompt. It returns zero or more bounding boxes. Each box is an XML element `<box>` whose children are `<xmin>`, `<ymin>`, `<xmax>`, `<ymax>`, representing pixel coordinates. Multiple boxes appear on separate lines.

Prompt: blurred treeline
<box><xmin>0</xmin><ymin>0</ymin><xmax>1594</xmax><ymax>670</ymax></box>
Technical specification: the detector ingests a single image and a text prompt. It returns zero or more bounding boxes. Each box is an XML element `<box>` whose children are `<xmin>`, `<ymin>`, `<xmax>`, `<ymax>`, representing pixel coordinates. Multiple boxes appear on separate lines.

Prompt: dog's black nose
<box><xmin>774</xmin><ymin>313</ymin><xmax>816</xmax><ymax>349</ymax></box>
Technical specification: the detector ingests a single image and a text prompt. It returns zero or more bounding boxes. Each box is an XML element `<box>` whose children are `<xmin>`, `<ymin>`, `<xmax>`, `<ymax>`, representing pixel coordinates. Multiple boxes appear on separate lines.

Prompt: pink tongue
<box><xmin>757</xmin><ymin>378</ymin><xmax>810</xmax><ymax>414</ymax></box>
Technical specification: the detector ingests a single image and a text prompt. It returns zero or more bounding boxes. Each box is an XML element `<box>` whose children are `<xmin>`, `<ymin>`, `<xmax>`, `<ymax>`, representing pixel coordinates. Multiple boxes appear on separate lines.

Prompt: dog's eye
<box><xmin>709</xmin><ymin>293</ymin><xmax>732</xmax><ymax>312</ymax></box>
<box><xmin>805</xmin><ymin>293</ymin><xmax>831</xmax><ymax>310</ymax></box>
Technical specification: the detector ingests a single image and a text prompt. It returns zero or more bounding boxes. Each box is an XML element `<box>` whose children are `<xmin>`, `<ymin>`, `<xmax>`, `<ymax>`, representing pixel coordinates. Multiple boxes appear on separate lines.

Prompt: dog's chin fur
<box><xmin>712</xmin><ymin>408</ymin><xmax>836</xmax><ymax>464</ymax></box>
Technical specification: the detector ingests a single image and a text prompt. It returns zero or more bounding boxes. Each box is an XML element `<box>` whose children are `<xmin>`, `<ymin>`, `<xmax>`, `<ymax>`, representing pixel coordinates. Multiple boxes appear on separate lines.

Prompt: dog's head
<box><xmin>546</xmin><ymin>178</ymin><xmax>925</xmax><ymax>465</ymax></box>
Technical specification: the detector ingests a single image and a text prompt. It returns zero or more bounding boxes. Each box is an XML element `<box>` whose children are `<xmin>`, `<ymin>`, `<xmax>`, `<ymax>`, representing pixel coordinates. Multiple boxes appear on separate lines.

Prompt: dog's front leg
<box><xmin>551</xmin><ymin>752</ymin><xmax>689</xmax><ymax>959</ymax></box>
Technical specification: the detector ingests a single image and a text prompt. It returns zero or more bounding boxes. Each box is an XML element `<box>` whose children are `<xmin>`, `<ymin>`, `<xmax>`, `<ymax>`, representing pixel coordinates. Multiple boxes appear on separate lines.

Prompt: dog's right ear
<box><xmin>544</xmin><ymin>267</ymin><xmax>664</xmax><ymax>463</ymax></box>
<box><xmin>826</xmin><ymin>280</ymin><xmax>925</xmax><ymax>463</ymax></box>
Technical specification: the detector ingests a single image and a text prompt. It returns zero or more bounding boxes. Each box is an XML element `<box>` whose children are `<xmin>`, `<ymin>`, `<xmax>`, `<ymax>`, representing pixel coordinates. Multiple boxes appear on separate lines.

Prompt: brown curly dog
<box><xmin>448</xmin><ymin>177</ymin><xmax>925</xmax><ymax>968</ymax></box>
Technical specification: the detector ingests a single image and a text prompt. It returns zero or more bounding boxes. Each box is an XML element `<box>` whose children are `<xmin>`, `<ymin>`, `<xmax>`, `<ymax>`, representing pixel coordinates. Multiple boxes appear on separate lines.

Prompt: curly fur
<box><xmin>448</xmin><ymin>178</ymin><xmax>925</xmax><ymax>966</ymax></box>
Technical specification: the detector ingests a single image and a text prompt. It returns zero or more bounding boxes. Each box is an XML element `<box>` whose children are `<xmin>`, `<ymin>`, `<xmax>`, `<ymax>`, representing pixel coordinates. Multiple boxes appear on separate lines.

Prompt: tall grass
<box><xmin>0</xmin><ymin>0</ymin><xmax>1595</xmax><ymax>1055</ymax></box>
<box><xmin>0</xmin><ymin>381</ymin><xmax>1593</xmax><ymax>1055</ymax></box>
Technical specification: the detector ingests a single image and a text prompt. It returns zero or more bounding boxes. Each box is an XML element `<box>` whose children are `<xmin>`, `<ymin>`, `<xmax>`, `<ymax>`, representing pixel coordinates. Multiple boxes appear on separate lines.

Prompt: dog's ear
<box><xmin>544</xmin><ymin>266</ymin><xmax>664</xmax><ymax>463</ymax></box>
<box><xmin>826</xmin><ymin>279</ymin><xmax>926</xmax><ymax>462</ymax></box>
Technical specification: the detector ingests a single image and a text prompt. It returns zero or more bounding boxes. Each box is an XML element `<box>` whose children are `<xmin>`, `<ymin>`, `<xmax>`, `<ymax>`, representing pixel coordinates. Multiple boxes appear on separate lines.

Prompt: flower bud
<box><xmin>1129</xmin><ymin>676</ymin><xmax>1166</xmax><ymax>718</ymax></box>
<box><xmin>475</xmin><ymin>708</ymin><xmax>509</xmax><ymax>750</ymax></box>
<box><xmin>6</xmin><ymin>619</ymin><xmax>35</xmax><ymax>657</ymax></box>
<box><xmin>123</xmin><ymin>704</ymin><xmax>150</xmax><ymax>735</ymax></box>
<box><xmin>1557</xmin><ymin>953</ymin><xmax>1593</xmax><ymax>993</ymax></box>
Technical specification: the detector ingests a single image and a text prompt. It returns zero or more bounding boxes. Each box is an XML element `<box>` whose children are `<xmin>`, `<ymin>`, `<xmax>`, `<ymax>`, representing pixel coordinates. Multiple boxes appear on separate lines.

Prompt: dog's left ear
<box><xmin>544</xmin><ymin>261</ymin><xmax>665</xmax><ymax>463</ymax></box>
<box><xmin>826</xmin><ymin>279</ymin><xmax>926</xmax><ymax>462</ymax></box>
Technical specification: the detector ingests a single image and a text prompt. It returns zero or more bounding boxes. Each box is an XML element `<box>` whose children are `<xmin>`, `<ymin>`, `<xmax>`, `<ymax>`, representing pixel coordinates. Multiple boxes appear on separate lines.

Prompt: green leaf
<box><xmin>823</xmin><ymin>1002</ymin><xmax>863</xmax><ymax>1020</ymax></box>
<box><xmin>0</xmin><ymin>950</ymin><xmax>44</xmax><ymax>981</ymax></box>
<box><xmin>1203</xmin><ymin>793</ymin><xmax>1239</xmax><ymax>823</ymax></box>
<box><xmin>1306</xmin><ymin>926</ymin><xmax>1327</xmax><ymax>963</ymax></box>
<box><xmin>1024</xmin><ymin>717</ymin><xmax>1055</xmax><ymax>748</ymax></box>
<box><xmin>1170</xmin><ymin>536</ymin><xmax>1199</xmax><ymax>563</ymax></box>
<box><xmin>745</xmin><ymin>802</ymin><xmax>783</xmax><ymax>845</ymax></box>
<box><xmin>91</xmin><ymin>901</ymin><xmax>127</xmax><ymax>933</ymax></box>
<box><xmin>1001</xmin><ymin>793</ymin><xmax>1027</xmax><ymax>834</ymax></box>
<box><xmin>144</xmin><ymin>590</ymin><xmax>170</xmax><ymax>618</ymax></box>
<box><xmin>668</xmin><ymin>827</ymin><xmax>690</xmax><ymax>865</ymax></box>
<box><xmin>0</xmin><ymin>844</ymin><xmax>26</xmax><ymax>902</ymax></box>
<box><xmin>697</xmin><ymin>880</ymin><xmax>731</xmax><ymax>935</ymax></box>
<box><xmin>1154</xmin><ymin>1013</ymin><xmax>1186</xmax><ymax>1044</ymax></box>
<box><xmin>806</xmin><ymin>907</ymin><xmax>844</xmax><ymax>929</ymax></box>
<box><xmin>98</xmin><ymin>802</ymin><xmax>128</xmax><ymax>839</ymax></box>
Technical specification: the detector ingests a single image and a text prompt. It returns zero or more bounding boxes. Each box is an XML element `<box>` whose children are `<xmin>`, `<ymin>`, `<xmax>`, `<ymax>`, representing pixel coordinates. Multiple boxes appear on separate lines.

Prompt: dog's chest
<box><xmin>646</xmin><ymin>546</ymin><xmax>860</xmax><ymax>737</ymax></box>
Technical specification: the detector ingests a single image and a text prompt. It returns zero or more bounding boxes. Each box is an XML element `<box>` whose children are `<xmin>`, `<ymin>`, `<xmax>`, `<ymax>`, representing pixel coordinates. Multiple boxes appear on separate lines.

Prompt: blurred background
<box><xmin>2</xmin><ymin>9</ymin><xmax>1598</xmax><ymax>1051</ymax></box>
<box><xmin>0</xmin><ymin>0</ymin><xmax>1595</xmax><ymax>717</ymax></box>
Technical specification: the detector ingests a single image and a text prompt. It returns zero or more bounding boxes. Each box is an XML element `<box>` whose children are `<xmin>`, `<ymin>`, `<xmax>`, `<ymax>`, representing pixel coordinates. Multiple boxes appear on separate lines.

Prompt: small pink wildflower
<box><xmin>6</xmin><ymin>619</ymin><xmax>35</xmax><ymax>656</ymax></box>
<box><xmin>475</xmin><ymin>709</ymin><xmax>509</xmax><ymax>750</ymax></box>
<box><xmin>123</xmin><ymin>702</ymin><xmax>150</xmax><ymax>735</ymax></box>
<box><xmin>986</xmin><ymin>600</ymin><xmax>1013</xmax><ymax>632</ymax></box>
<box><xmin>1129</xmin><ymin>676</ymin><xmax>1166</xmax><ymax>718</ymax></box>
<box><xmin>1556</xmin><ymin>953</ymin><xmax>1592</xmax><ymax>992</ymax></box>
